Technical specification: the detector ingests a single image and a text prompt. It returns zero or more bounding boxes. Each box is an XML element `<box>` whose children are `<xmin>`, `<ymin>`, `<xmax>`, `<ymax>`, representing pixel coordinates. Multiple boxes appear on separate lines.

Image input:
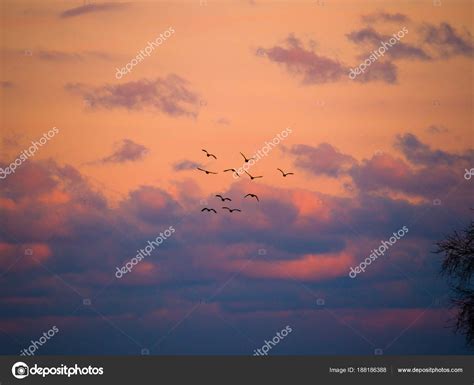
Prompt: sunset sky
<box><xmin>0</xmin><ymin>0</ymin><xmax>473</xmax><ymax>355</ymax></box>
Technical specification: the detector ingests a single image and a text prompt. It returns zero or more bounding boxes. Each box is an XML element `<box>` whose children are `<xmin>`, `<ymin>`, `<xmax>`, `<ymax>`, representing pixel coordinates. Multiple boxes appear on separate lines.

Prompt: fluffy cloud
<box><xmin>420</xmin><ymin>22</ymin><xmax>474</xmax><ymax>58</ymax></box>
<box><xmin>286</xmin><ymin>143</ymin><xmax>356</xmax><ymax>177</ymax></box>
<box><xmin>65</xmin><ymin>75</ymin><xmax>200</xmax><ymax>117</ymax></box>
<box><xmin>257</xmin><ymin>35</ymin><xmax>347</xmax><ymax>84</ymax></box>
<box><xmin>95</xmin><ymin>139</ymin><xmax>149</xmax><ymax>164</ymax></box>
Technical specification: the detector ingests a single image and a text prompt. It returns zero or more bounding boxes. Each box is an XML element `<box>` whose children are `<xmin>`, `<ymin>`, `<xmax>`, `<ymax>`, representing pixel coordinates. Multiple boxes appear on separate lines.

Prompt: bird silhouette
<box><xmin>202</xmin><ymin>149</ymin><xmax>217</xmax><ymax>159</ymax></box>
<box><xmin>244</xmin><ymin>193</ymin><xmax>259</xmax><ymax>201</ymax></box>
<box><xmin>201</xmin><ymin>208</ymin><xmax>217</xmax><ymax>213</ymax></box>
<box><xmin>240</xmin><ymin>152</ymin><xmax>254</xmax><ymax>163</ymax></box>
<box><xmin>197</xmin><ymin>167</ymin><xmax>218</xmax><ymax>175</ymax></box>
<box><xmin>222</xmin><ymin>207</ymin><xmax>241</xmax><ymax>213</ymax></box>
<box><xmin>277</xmin><ymin>168</ymin><xmax>294</xmax><ymax>177</ymax></box>
<box><xmin>216</xmin><ymin>194</ymin><xmax>232</xmax><ymax>202</ymax></box>
<box><xmin>244</xmin><ymin>171</ymin><xmax>263</xmax><ymax>180</ymax></box>
<box><xmin>224</xmin><ymin>168</ymin><xmax>240</xmax><ymax>177</ymax></box>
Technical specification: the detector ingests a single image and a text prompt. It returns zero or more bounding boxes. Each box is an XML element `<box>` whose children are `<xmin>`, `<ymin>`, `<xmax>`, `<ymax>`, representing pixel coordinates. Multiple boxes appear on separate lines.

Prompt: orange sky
<box><xmin>1</xmin><ymin>0</ymin><xmax>472</xmax><ymax>202</ymax></box>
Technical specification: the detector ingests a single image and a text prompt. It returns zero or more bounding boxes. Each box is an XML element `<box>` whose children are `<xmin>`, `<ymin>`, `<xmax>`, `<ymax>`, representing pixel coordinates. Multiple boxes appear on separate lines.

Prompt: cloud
<box><xmin>1</xmin><ymin>151</ymin><xmax>472</xmax><ymax>355</ymax></box>
<box><xmin>257</xmin><ymin>35</ymin><xmax>347</xmax><ymax>84</ymax></box>
<box><xmin>425</xmin><ymin>125</ymin><xmax>449</xmax><ymax>134</ymax></box>
<box><xmin>173</xmin><ymin>160</ymin><xmax>202</xmax><ymax>171</ymax></box>
<box><xmin>60</xmin><ymin>2</ymin><xmax>128</xmax><ymax>18</ymax></box>
<box><xmin>287</xmin><ymin>143</ymin><xmax>356</xmax><ymax>177</ymax></box>
<box><xmin>353</xmin><ymin>60</ymin><xmax>398</xmax><ymax>84</ymax></box>
<box><xmin>347</xmin><ymin>27</ymin><xmax>431</xmax><ymax>61</ymax></box>
<box><xmin>259</xmin><ymin>34</ymin><xmax>399</xmax><ymax>84</ymax></box>
<box><xmin>361</xmin><ymin>11</ymin><xmax>410</xmax><ymax>24</ymax></box>
<box><xmin>215</xmin><ymin>117</ymin><xmax>231</xmax><ymax>126</ymax></box>
<box><xmin>420</xmin><ymin>22</ymin><xmax>474</xmax><ymax>58</ymax></box>
<box><xmin>96</xmin><ymin>139</ymin><xmax>149</xmax><ymax>164</ymax></box>
<box><xmin>65</xmin><ymin>75</ymin><xmax>200</xmax><ymax>117</ymax></box>
<box><xmin>0</xmin><ymin>81</ymin><xmax>13</xmax><ymax>88</ymax></box>
<box><xmin>35</xmin><ymin>50</ymin><xmax>115</xmax><ymax>62</ymax></box>
<box><xmin>395</xmin><ymin>133</ymin><xmax>473</xmax><ymax>166</ymax></box>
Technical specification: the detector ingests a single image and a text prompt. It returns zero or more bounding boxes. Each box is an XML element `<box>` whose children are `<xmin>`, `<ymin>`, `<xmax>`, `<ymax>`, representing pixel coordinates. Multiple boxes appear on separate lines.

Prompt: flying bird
<box><xmin>197</xmin><ymin>167</ymin><xmax>218</xmax><ymax>175</ymax></box>
<box><xmin>222</xmin><ymin>207</ymin><xmax>241</xmax><ymax>213</ymax></box>
<box><xmin>201</xmin><ymin>208</ymin><xmax>217</xmax><ymax>213</ymax></box>
<box><xmin>277</xmin><ymin>168</ymin><xmax>294</xmax><ymax>177</ymax></box>
<box><xmin>216</xmin><ymin>194</ymin><xmax>232</xmax><ymax>202</ymax></box>
<box><xmin>224</xmin><ymin>168</ymin><xmax>240</xmax><ymax>176</ymax></box>
<box><xmin>244</xmin><ymin>193</ymin><xmax>259</xmax><ymax>201</ymax></box>
<box><xmin>202</xmin><ymin>149</ymin><xmax>217</xmax><ymax>159</ymax></box>
<box><xmin>244</xmin><ymin>171</ymin><xmax>263</xmax><ymax>180</ymax></box>
<box><xmin>240</xmin><ymin>152</ymin><xmax>254</xmax><ymax>163</ymax></box>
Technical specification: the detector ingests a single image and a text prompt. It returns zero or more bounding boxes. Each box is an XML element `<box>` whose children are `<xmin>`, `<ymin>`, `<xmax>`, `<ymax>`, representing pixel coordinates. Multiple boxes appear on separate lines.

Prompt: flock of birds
<box><xmin>197</xmin><ymin>149</ymin><xmax>294</xmax><ymax>214</ymax></box>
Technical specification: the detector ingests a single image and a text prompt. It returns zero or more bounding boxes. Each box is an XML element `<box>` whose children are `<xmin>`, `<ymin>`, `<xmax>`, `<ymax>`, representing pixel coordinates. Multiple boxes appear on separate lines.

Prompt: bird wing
<box><xmin>211</xmin><ymin>209</ymin><xmax>217</xmax><ymax>213</ymax></box>
<box><xmin>210</xmin><ymin>154</ymin><xmax>217</xmax><ymax>159</ymax></box>
<box><xmin>216</xmin><ymin>194</ymin><xmax>223</xmax><ymax>199</ymax></box>
<box><xmin>224</xmin><ymin>197</ymin><xmax>232</xmax><ymax>201</ymax></box>
<box><xmin>202</xmin><ymin>149</ymin><xmax>208</xmax><ymax>154</ymax></box>
<box><xmin>240</xmin><ymin>152</ymin><xmax>246</xmax><ymax>160</ymax></box>
<box><xmin>201</xmin><ymin>208</ymin><xmax>208</xmax><ymax>211</ymax></box>
<box><xmin>197</xmin><ymin>167</ymin><xmax>205</xmax><ymax>172</ymax></box>
<box><xmin>244</xmin><ymin>171</ymin><xmax>251</xmax><ymax>177</ymax></box>
<box><xmin>244</xmin><ymin>194</ymin><xmax>250</xmax><ymax>198</ymax></box>
<box><xmin>255</xmin><ymin>195</ymin><xmax>259</xmax><ymax>201</ymax></box>
<box><xmin>277</xmin><ymin>168</ymin><xmax>284</xmax><ymax>174</ymax></box>
<box><xmin>222</xmin><ymin>206</ymin><xmax>230</xmax><ymax>211</ymax></box>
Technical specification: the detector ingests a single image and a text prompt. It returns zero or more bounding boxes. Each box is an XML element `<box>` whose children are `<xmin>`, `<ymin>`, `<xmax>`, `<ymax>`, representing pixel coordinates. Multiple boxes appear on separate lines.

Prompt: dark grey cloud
<box><xmin>420</xmin><ymin>22</ymin><xmax>474</xmax><ymax>58</ymax></box>
<box><xmin>65</xmin><ymin>75</ymin><xmax>200</xmax><ymax>117</ymax></box>
<box><xmin>257</xmin><ymin>35</ymin><xmax>347</xmax><ymax>84</ymax></box>
<box><xmin>347</xmin><ymin>27</ymin><xmax>431</xmax><ymax>61</ymax></box>
<box><xmin>395</xmin><ymin>133</ymin><xmax>474</xmax><ymax>166</ymax></box>
<box><xmin>60</xmin><ymin>2</ymin><xmax>128</xmax><ymax>18</ymax></box>
<box><xmin>0</xmin><ymin>81</ymin><xmax>13</xmax><ymax>88</ymax></box>
<box><xmin>173</xmin><ymin>160</ymin><xmax>202</xmax><ymax>171</ymax></box>
<box><xmin>98</xmin><ymin>139</ymin><xmax>149</xmax><ymax>164</ymax></box>
<box><xmin>353</xmin><ymin>60</ymin><xmax>398</xmax><ymax>84</ymax></box>
<box><xmin>259</xmin><ymin>34</ymin><xmax>400</xmax><ymax>84</ymax></box>
<box><xmin>425</xmin><ymin>125</ymin><xmax>449</xmax><ymax>134</ymax></box>
<box><xmin>35</xmin><ymin>50</ymin><xmax>115</xmax><ymax>62</ymax></box>
<box><xmin>287</xmin><ymin>143</ymin><xmax>356</xmax><ymax>177</ymax></box>
<box><xmin>361</xmin><ymin>11</ymin><xmax>410</xmax><ymax>24</ymax></box>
